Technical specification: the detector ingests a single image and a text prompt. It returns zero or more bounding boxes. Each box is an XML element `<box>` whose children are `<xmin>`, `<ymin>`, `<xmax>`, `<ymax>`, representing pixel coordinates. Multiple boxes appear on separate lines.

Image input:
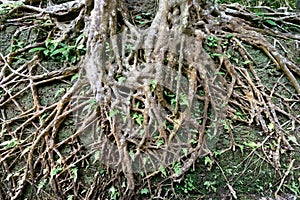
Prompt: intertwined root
<box><xmin>0</xmin><ymin>0</ymin><xmax>299</xmax><ymax>199</ymax></box>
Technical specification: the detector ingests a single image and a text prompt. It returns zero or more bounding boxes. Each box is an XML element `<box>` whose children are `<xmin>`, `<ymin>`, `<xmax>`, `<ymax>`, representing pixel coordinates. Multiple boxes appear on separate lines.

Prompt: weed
<box><xmin>141</xmin><ymin>187</ymin><xmax>150</xmax><ymax>195</ymax></box>
<box><xmin>131</xmin><ymin>112</ymin><xmax>144</xmax><ymax>126</ymax></box>
<box><xmin>204</xmin><ymin>180</ymin><xmax>217</xmax><ymax>193</ymax></box>
<box><xmin>207</xmin><ymin>36</ymin><xmax>219</xmax><ymax>48</ymax></box>
<box><xmin>173</xmin><ymin>162</ymin><xmax>182</xmax><ymax>176</ymax></box>
<box><xmin>29</xmin><ymin>38</ymin><xmax>86</xmax><ymax>63</ymax></box>
<box><xmin>109</xmin><ymin>186</ymin><xmax>119</xmax><ymax>200</ymax></box>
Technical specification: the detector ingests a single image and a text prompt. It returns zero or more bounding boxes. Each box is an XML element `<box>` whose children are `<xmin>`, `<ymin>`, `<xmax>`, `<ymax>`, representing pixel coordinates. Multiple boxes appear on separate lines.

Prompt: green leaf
<box><xmin>141</xmin><ymin>188</ymin><xmax>149</xmax><ymax>195</ymax></box>
<box><xmin>255</xmin><ymin>12</ymin><xmax>264</xmax><ymax>17</ymax></box>
<box><xmin>71</xmin><ymin>73</ymin><xmax>79</xmax><ymax>82</ymax></box>
<box><xmin>40</xmin><ymin>113</ymin><xmax>49</xmax><ymax>122</ymax></box>
<box><xmin>265</xmin><ymin>19</ymin><xmax>277</xmax><ymax>26</ymax></box>
<box><xmin>99</xmin><ymin>169</ymin><xmax>106</xmax><ymax>175</ymax></box>
<box><xmin>267</xmin><ymin>123</ymin><xmax>274</xmax><ymax>131</ymax></box>
<box><xmin>50</xmin><ymin>166</ymin><xmax>62</xmax><ymax>177</ymax></box>
<box><xmin>71</xmin><ymin>167</ymin><xmax>78</xmax><ymax>181</ymax></box>
<box><xmin>210</xmin><ymin>53</ymin><xmax>223</xmax><ymax>58</ymax></box>
<box><xmin>159</xmin><ymin>165</ymin><xmax>167</xmax><ymax>177</ymax></box>
<box><xmin>140</xmin><ymin>172</ymin><xmax>145</xmax><ymax>177</ymax></box>
<box><xmin>213</xmin><ymin>150</ymin><xmax>222</xmax><ymax>156</ymax></box>
<box><xmin>173</xmin><ymin>162</ymin><xmax>182</xmax><ymax>176</ymax></box>
<box><xmin>157</xmin><ymin>139</ymin><xmax>164</xmax><ymax>147</ymax></box>
<box><xmin>204</xmin><ymin>181</ymin><xmax>217</xmax><ymax>192</ymax></box>
<box><xmin>129</xmin><ymin>149</ymin><xmax>135</xmax><ymax>160</ymax></box>
<box><xmin>37</xmin><ymin>179</ymin><xmax>47</xmax><ymax>193</ymax></box>
<box><xmin>38</xmin><ymin>179</ymin><xmax>47</xmax><ymax>189</ymax></box>
<box><xmin>109</xmin><ymin>186</ymin><xmax>118</xmax><ymax>200</ymax></box>
<box><xmin>121</xmin><ymin>181</ymin><xmax>126</xmax><ymax>188</ymax></box>
<box><xmin>117</xmin><ymin>76</ymin><xmax>126</xmax><ymax>83</ymax></box>
<box><xmin>237</xmin><ymin>144</ymin><xmax>244</xmax><ymax>155</ymax></box>
<box><xmin>243</xmin><ymin>141</ymin><xmax>260</xmax><ymax>149</ymax></box>
<box><xmin>225</xmin><ymin>33</ymin><xmax>235</xmax><ymax>38</ymax></box>
<box><xmin>50</xmin><ymin>48</ymin><xmax>66</xmax><ymax>57</ymax></box>
<box><xmin>54</xmin><ymin>88</ymin><xmax>65</xmax><ymax>98</ymax></box>
<box><xmin>189</xmin><ymin>139</ymin><xmax>197</xmax><ymax>144</ymax></box>
<box><xmin>182</xmin><ymin>148</ymin><xmax>188</xmax><ymax>156</ymax></box>
<box><xmin>93</xmin><ymin>150</ymin><xmax>100</xmax><ymax>164</ymax></box>
<box><xmin>45</xmin><ymin>39</ymin><xmax>53</xmax><ymax>48</ymax></box>
<box><xmin>148</xmin><ymin>79</ymin><xmax>157</xmax><ymax>91</ymax></box>
<box><xmin>179</xmin><ymin>93</ymin><xmax>189</xmax><ymax>106</ymax></box>
<box><xmin>43</xmin><ymin>49</ymin><xmax>50</xmax><ymax>56</ymax></box>
<box><xmin>0</xmin><ymin>138</ymin><xmax>18</xmax><ymax>149</ymax></box>
<box><xmin>164</xmin><ymin>91</ymin><xmax>175</xmax><ymax>97</ymax></box>
<box><xmin>204</xmin><ymin>156</ymin><xmax>213</xmax><ymax>166</ymax></box>
<box><xmin>232</xmin><ymin>58</ymin><xmax>239</xmax><ymax>64</ymax></box>
<box><xmin>242</xmin><ymin>60</ymin><xmax>252</xmax><ymax>65</ymax></box>
<box><xmin>132</xmin><ymin>113</ymin><xmax>143</xmax><ymax>126</ymax></box>
<box><xmin>170</xmin><ymin>98</ymin><xmax>176</xmax><ymax>108</ymax></box>
<box><xmin>288</xmin><ymin>135</ymin><xmax>299</xmax><ymax>146</ymax></box>
<box><xmin>214</xmin><ymin>71</ymin><xmax>225</xmax><ymax>75</ymax></box>
<box><xmin>109</xmin><ymin>109</ymin><xmax>119</xmax><ymax>117</ymax></box>
<box><xmin>29</xmin><ymin>47</ymin><xmax>46</xmax><ymax>53</ymax></box>
<box><xmin>67</xmin><ymin>195</ymin><xmax>73</xmax><ymax>200</ymax></box>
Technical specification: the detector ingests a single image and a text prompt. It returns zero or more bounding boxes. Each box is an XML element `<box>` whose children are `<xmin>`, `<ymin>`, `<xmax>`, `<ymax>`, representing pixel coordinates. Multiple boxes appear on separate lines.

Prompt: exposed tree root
<box><xmin>0</xmin><ymin>0</ymin><xmax>299</xmax><ymax>199</ymax></box>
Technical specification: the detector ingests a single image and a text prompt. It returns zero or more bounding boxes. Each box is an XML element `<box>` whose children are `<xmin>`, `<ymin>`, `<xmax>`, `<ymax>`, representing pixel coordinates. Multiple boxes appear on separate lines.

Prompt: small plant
<box><xmin>206</xmin><ymin>36</ymin><xmax>219</xmax><ymax>48</ymax></box>
<box><xmin>0</xmin><ymin>1</ymin><xmax>23</xmax><ymax>14</ymax></box>
<box><xmin>182</xmin><ymin>176</ymin><xmax>196</xmax><ymax>194</ymax></box>
<box><xmin>243</xmin><ymin>141</ymin><xmax>260</xmax><ymax>149</ymax></box>
<box><xmin>223</xmin><ymin>119</ymin><xmax>232</xmax><ymax>133</ymax></box>
<box><xmin>109</xmin><ymin>108</ymin><xmax>120</xmax><ymax>117</ymax></box>
<box><xmin>156</xmin><ymin>139</ymin><xmax>164</xmax><ymax>147</ymax></box>
<box><xmin>148</xmin><ymin>79</ymin><xmax>157</xmax><ymax>91</ymax></box>
<box><xmin>71</xmin><ymin>73</ymin><xmax>79</xmax><ymax>82</ymax></box>
<box><xmin>179</xmin><ymin>93</ymin><xmax>189</xmax><ymax>106</ymax></box>
<box><xmin>233</xmin><ymin>111</ymin><xmax>245</xmax><ymax>120</ymax></box>
<box><xmin>159</xmin><ymin>165</ymin><xmax>167</xmax><ymax>177</ymax></box>
<box><xmin>141</xmin><ymin>187</ymin><xmax>150</xmax><ymax>195</ymax></box>
<box><xmin>285</xmin><ymin>180</ymin><xmax>300</xmax><ymax>196</ymax></box>
<box><xmin>182</xmin><ymin>148</ymin><xmax>188</xmax><ymax>156</ymax></box>
<box><xmin>109</xmin><ymin>186</ymin><xmax>119</xmax><ymax>200</ymax></box>
<box><xmin>128</xmin><ymin>149</ymin><xmax>135</xmax><ymax>160</ymax></box>
<box><xmin>71</xmin><ymin>167</ymin><xmax>78</xmax><ymax>182</ymax></box>
<box><xmin>173</xmin><ymin>162</ymin><xmax>182</xmax><ymax>176</ymax></box>
<box><xmin>67</xmin><ymin>195</ymin><xmax>74</xmax><ymax>200</ymax></box>
<box><xmin>117</xmin><ymin>75</ymin><xmax>126</xmax><ymax>83</ymax></box>
<box><xmin>204</xmin><ymin>180</ymin><xmax>217</xmax><ymax>192</ymax></box>
<box><xmin>124</xmin><ymin>43</ymin><xmax>134</xmax><ymax>51</ymax></box>
<box><xmin>204</xmin><ymin>156</ymin><xmax>213</xmax><ymax>167</ymax></box>
<box><xmin>37</xmin><ymin>179</ymin><xmax>47</xmax><ymax>194</ymax></box>
<box><xmin>210</xmin><ymin>53</ymin><xmax>223</xmax><ymax>59</ymax></box>
<box><xmin>9</xmin><ymin>39</ymin><xmax>24</xmax><ymax>52</ymax></box>
<box><xmin>131</xmin><ymin>112</ymin><xmax>144</xmax><ymax>126</ymax></box>
<box><xmin>54</xmin><ymin>88</ymin><xmax>65</xmax><ymax>98</ymax></box>
<box><xmin>29</xmin><ymin>38</ymin><xmax>86</xmax><ymax>63</ymax></box>
<box><xmin>0</xmin><ymin>138</ymin><xmax>19</xmax><ymax>149</ymax></box>
<box><xmin>253</xmin><ymin>12</ymin><xmax>277</xmax><ymax>27</ymax></box>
